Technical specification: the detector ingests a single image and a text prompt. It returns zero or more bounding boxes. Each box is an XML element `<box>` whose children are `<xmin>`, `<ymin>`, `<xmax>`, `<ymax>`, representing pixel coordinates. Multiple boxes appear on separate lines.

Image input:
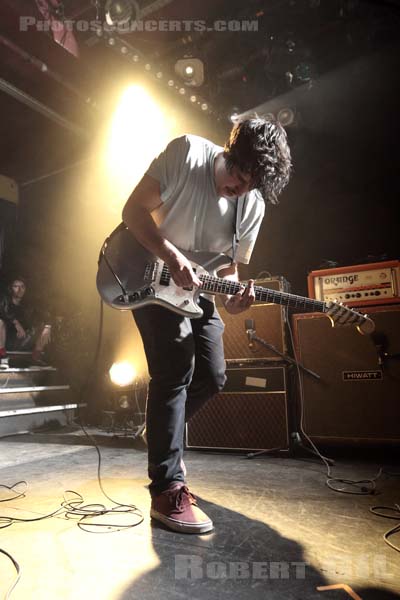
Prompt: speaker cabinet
<box><xmin>218</xmin><ymin>277</ymin><xmax>289</xmax><ymax>361</ymax></box>
<box><xmin>186</xmin><ymin>365</ymin><xmax>290</xmax><ymax>451</ymax></box>
<box><xmin>291</xmin><ymin>305</ymin><xmax>400</xmax><ymax>444</ymax></box>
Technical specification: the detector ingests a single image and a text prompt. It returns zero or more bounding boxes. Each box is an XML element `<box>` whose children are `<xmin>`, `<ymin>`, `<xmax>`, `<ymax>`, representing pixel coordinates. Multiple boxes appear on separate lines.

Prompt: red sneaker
<box><xmin>150</xmin><ymin>484</ymin><xmax>213</xmax><ymax>534</ymax></box>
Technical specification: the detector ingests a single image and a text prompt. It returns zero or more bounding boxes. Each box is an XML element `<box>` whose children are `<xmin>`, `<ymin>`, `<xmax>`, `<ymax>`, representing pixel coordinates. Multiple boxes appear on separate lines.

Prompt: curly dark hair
<box><xmin>223</xmin><ymin>117</ymin><xmax>292</xmax><ymax>204</ymax></box>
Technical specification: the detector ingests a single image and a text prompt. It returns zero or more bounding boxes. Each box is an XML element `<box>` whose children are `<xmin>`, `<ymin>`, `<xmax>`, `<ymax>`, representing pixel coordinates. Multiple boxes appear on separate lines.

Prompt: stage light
<box><xmin>109</xmin><ymin>361</ymin><xmax>136</xmax><ymax>387</ymax></box>
<box><xmin>190</xmin><ymin>95</ymin><xmax>197</xmax><ymax>103</ymax></box>
<box><xmin>277</xmin><ymin>107</ymin><xmax>295</xmax><ymax>127</ymax></box>
<box><xmin>117</xmin><ymin>394</ymin><xmax>131</xmax><ymax>410</ymax></box>
<box><xmin>286</xmin><ymin>39</ymin><xmax>296</xmax><ymax>53</ymax></box>
<box><xmin>105</xmin><ymin>0</ymin><xmax>138</xmax><ymax>27</ymax></box>
<box><xmin>103</xmin><ymin>368</ymin><xmax>148</xmax><ymax>433</ymax></box>
<box><xmin>174</xmin><ymin>58</ymin><xmax>204</xmax><ymax>87</ymax></box>
<box><xmin>201</xmin><ymin>102</ymin><xmax>208</xmax><ymax>111</ymax></box>
<box><xmin>184</xmin><ymin>65</ymin><xmax>194</xmax><ymax>77</ymax></box>
<box><xmin>106</xmin><ymin>85</ymin><xmax>168</xmax><ymax>198</ymax></box>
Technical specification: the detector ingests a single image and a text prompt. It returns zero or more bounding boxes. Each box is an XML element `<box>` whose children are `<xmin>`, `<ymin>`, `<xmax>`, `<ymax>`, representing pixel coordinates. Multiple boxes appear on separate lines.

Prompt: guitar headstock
<box><xmin>326</xmin><ymin>301</ymin><xmax>375</xmax><ymax>335</ymax></box>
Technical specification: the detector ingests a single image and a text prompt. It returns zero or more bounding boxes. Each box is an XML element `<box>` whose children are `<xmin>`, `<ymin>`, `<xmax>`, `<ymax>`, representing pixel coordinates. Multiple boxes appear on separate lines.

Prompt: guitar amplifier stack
<box><xmin>186</xmin><ymin>277</ymin><xmax>292</xmax><ymax>452</ymax></box>
<box><xmin>293</xmin><ymin>260</ymin><xmax>400</xmax><ymax>445</ymax></box>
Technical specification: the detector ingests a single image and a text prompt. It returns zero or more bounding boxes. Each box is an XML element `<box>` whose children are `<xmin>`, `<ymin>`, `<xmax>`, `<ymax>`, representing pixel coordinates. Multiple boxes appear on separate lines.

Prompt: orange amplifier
<box><xmin>307</xmin><ymin>260</ymin><xmax>400</xmax><ymax>307</ymax></box>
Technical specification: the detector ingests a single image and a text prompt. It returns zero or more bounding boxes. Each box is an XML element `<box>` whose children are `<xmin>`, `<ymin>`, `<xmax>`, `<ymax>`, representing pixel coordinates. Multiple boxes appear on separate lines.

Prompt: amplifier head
<box><xmin>307</xmin><ymin>260</ymin><xmax>400</xmax><ymax>308</ymax></box>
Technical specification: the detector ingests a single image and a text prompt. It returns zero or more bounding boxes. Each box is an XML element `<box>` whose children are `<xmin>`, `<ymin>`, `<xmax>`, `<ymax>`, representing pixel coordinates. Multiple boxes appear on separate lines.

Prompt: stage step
<box><xmin>0</xmin><ymin>359</ymin><xmax>84</xmax><ymax>436</ymax></box>
<box><xmin>0</xmin><ymin>366</ymin><xmax>58</xmax><ymax>387</ymax></box>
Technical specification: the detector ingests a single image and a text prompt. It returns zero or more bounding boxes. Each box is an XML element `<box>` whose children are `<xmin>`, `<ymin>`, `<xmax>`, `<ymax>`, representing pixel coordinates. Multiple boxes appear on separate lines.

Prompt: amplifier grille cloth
<box><xmin>186</xmin><ymin>392</ymin><xmax>289</xmax><ymax>450</ymax></box>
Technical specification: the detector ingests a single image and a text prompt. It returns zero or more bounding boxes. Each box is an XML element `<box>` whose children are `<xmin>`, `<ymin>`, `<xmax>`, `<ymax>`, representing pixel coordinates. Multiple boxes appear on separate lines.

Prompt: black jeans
<box><xmin>133</xmin><ymin>297</ymin><xmax>227</xmax><ymax>494</ymax></box>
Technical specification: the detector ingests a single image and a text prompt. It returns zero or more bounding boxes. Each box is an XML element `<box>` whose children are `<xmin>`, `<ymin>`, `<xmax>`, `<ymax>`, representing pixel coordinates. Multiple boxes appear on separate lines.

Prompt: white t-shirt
<box><xmin>147</xmin><ymin>134</ymin><xmax>265</xmax><ymax>265</ymax></box>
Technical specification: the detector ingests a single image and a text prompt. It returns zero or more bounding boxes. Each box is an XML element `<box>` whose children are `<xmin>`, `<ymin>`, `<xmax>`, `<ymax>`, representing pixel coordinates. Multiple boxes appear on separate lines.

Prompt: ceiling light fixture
<box><xmin>174</xmin><ymin>58</ymin><xmax>204</xmax><ymax>87</ymax></box>
<box><xmin>277</xmin><ymin>107</ymin><xmax>295</xmax><ymax>127</ymax></box>
<box><xmin>104</xmin><ymin>0</ymin><xmax>139</xmax><ymax>27</ymax></box>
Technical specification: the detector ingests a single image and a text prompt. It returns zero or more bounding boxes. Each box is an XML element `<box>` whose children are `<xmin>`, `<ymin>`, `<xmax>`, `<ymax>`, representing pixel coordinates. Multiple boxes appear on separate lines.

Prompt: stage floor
<box><xmin>0</xmin><ymin>426</ymin><xmax>399</xmax><ymax>600</ymax></box>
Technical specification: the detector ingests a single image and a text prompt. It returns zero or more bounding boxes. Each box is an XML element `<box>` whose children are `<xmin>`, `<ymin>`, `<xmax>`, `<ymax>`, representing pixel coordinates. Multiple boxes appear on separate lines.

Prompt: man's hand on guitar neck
<box><xmin>224</xmin><ymin>279</ymin><xmax>255</xmax><ymax>314</ymax></box>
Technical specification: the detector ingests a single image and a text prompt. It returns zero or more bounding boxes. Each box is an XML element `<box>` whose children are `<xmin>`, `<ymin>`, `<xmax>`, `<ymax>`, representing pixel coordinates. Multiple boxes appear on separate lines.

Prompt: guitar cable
<box><xmin>99</xmin><ymin>233</ymin><xmax>128</xmax><ymax>297</ymax></box>
<box><xmin>73</xmin><ymin>297</ymin><xmax>144</xmax><ymax>519</ymax></box>
<box><xmin>285</xmin><ymin>307</ymin><xmax>384</xmax><ymax>496</ymax></box>
<box><xmin>0</xmin><ymin>298</ymin><xmax>144</xmax><ymax>599</ymax></box>
<box><xmin>369</xmin><ymin>503</ymin><xmax>400</xmax><ymax>553</ymax></box>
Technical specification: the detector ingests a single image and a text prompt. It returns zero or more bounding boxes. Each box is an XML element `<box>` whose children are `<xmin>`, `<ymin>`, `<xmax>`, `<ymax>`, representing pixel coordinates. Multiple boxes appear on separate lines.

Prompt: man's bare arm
<box><xmin>122</xmin><ymin>174</ymin><xmax>200</xmax><ymax>287</ymax></box>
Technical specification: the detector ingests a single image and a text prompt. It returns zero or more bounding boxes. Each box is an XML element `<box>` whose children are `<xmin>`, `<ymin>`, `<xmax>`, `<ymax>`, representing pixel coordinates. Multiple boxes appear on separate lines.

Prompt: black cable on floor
<box><xmin>0</xmin><ymin>547</ymin><xmax>21</xmax><ymax>600</ymax></box>
<box><xmin>0</xmin><ymin>482</ymin><xmax>144</xmax><ymax>599</ymax></box>
<box><xmin>0</xmin><ymin>299</ymin><xmax>144</xmax><ymax>598</ymax></box>
<box><xmin>0</xmin><ymin>481</ymin><xmax>27</xmax><ymax>502</ymax></box>
<box><xmin>73</xmin><ymin>298</ymin><xmax>144</xmax><ymax>517</ymax></box>
<box><xmin>370</xmin><ymin>503</ymin><xmax>400</xmax><ymax>553</ymax></box>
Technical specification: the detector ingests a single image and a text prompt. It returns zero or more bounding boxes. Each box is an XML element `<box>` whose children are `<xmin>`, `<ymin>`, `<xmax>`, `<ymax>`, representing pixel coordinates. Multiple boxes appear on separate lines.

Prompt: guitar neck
<box><xmin>200</xmin><ymin>274</ymin><xmax>326</xmax><ymax>313</ymax></box>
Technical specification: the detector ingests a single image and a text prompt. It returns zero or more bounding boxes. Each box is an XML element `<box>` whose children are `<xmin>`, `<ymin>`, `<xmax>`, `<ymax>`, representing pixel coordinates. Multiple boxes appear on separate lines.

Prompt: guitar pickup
<box><xmin>144</xmin><ymin>262</ymin><xmax>158</xmax><ymax>283</ymax></box>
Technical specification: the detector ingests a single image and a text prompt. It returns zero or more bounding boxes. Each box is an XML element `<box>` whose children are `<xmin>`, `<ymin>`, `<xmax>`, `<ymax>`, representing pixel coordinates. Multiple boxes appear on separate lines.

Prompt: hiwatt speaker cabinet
<box><xmin>291</xmin><ymin>305</ymin><xmax>400</xmax><ymax>445</ymax></box>
<box><xmin>186</xmin><ymin>364</ymin><xmax>290</xmax><ymax>451</ymax></box>
<box><xmin>218</xmin><ymin>277</ymin><xmax>290</xmax><ymax>361</ymax></box>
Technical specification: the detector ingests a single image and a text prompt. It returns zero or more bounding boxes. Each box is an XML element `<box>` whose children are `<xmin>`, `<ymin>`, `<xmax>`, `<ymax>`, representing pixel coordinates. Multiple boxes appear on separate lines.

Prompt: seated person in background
<box><xmin>0</xmin><ymin>277</ymin><xmax>51</xmax><ymax>365</ymax></box>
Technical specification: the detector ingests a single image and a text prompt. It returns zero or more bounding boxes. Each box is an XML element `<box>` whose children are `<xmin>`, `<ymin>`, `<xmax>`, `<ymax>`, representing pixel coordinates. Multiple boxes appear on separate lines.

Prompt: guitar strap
<box><xmin>232</xmin><ymin>194</ymin><xmax>246</xmax><ymax>264</ymax></box>
<box><xmin>103</xmin><ymin>195</ymin><xmax>245</xmax><ymax>277</ymax></box>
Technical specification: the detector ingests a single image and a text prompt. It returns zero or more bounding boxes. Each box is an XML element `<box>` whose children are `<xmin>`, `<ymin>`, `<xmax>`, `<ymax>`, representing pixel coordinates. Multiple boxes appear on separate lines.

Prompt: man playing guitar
<box><xmin>121</xmin><ymin>118</ymin><xmax>292</xmax><ymax>533</ymax></box>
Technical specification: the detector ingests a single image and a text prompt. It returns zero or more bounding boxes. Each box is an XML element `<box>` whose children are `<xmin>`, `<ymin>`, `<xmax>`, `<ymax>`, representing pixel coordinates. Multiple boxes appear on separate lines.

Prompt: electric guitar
<box><xmin>96</xmin><ymin>224</ymin><xmax>375</xmax><ymax>334</ymax></box>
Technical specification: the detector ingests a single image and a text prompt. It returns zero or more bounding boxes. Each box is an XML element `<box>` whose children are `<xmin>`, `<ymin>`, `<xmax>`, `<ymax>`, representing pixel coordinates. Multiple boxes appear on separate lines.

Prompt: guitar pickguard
<box><xmin>96</xmin><ymin>225</ymin><xmax>231</xmax><ymax>317</ymax></box>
